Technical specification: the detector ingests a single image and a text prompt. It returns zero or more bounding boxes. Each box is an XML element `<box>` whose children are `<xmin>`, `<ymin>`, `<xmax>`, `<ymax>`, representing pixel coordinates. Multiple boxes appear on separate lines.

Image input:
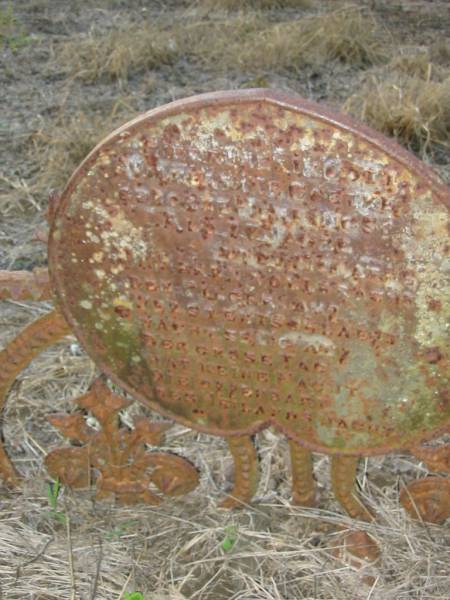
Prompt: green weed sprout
<box><xmin>221</xmin><ymin>524</ymin><xmax>238</xmax><ymax>552</ymax></box>
<box><xmin>47</xmin><ymin>478</ymin><xmax>66</xmax><ymax>524</ymax></box>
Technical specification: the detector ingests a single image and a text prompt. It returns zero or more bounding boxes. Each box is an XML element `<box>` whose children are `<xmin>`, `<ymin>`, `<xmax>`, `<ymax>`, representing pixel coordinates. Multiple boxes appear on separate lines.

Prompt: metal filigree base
<box><xmin>45</xmin><ymin>379</ymin><xmax>199</xmax><ymax>505</ymax></box>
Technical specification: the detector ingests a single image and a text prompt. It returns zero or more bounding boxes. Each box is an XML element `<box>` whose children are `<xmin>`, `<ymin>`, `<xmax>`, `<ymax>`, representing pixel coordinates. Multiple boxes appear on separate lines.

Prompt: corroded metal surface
<box><xmin>48</xmin><ymin>89</ymin><xmax>450</xmax><ymax>457</ymax></box>
<box><xmin>45</xmin><ymin>378</ymin><xmax>199</xmax><ymax>504</ymax></box>
<box><xmin>400</xmin><ymin>477</ymin><xmax>450</xmax><ymax>524</ymax></box>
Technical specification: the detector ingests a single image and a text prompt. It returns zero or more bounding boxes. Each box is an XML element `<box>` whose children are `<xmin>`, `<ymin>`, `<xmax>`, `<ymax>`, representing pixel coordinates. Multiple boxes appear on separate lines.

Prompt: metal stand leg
<box><xmin>330</xmin><ymin>455</ymin><xmax>374</xmax><ymax>521</ymax></box>
<box><xmin>220</xmin><ymin>435</ymin><xmax>259</xmax><ymax>508</ymax></box>
<box><xmin>289</xmin><ymin>440</ymin><xmax>316</xmax><ymax>507</ymax></box>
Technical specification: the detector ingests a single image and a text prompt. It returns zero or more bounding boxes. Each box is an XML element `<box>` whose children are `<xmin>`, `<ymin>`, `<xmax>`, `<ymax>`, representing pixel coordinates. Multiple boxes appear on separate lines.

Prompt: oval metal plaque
<box><xmin>49</xmin><ymin>89</ymin><xmax>449</xmax><ymax>455</ymax></box>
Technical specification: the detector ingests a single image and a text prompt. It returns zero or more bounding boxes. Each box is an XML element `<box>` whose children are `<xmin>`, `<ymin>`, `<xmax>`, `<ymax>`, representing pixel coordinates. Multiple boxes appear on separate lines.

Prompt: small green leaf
<box><xmin>221</xmin><ymin>525</ymin><xmax>238</xmax><ymax>552</ymax></box>
<box><xmin>47</xmin><ymin>478</ymin><xmax>61</xmax><ymax>511</ymax></box>
<box><xmin>124</xmin><ymin>593</ymin><xmax>144</xmax><ymax>600</ymax></box>
<box><xmin>221</xmin><ymin>537</ymin><xmax>235</xmax><ymax>552</ymax></box>
<box><xmin>46</xmin><ymin>479</ymin><xmax>66</xmax><ymax>524</ymax></box>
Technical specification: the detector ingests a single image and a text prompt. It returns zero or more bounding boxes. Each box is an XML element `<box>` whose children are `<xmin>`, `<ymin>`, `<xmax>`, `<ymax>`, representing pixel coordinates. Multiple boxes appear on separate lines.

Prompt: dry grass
<box><xmin>182</xmin><ymin>6</ymin><xmax>388</xmax><ymax>71</ymax></box>
<box><xmin>344</xmin><ymin>72</ymin><xmax>450</xmax><ymax>155</ymax></box>
<box><xmin>0</xmin><ymin>175</ymin><xmax>41</xmax><ymax>215</ymax></box>
<box><xmin>30</xmin><ymin>102</ymin><xmax>138</xmax><ymax>195</ymax></box>
<box><xmin>57</xmin><ymin>13</ymin><xmax>269</xmax><ymax>81</ymax></box>
<box><xmin>200</xmin><ymin>0</ymin><xmax>313</xmax><ymax>10</ymax></box>
<box><xmin>179</xmin><ymin>13</ymin><xmax>268</xmax><ymax>65</ymax></box>
<box><xmin>56</xmin><ymin>23</ymin><xmax>179</xmax><ymax>82</ymax></box>
<box><xmin>430</xmin><ymin>39</ymin><xmax>450</xmax><ymax>66</ymax></box>
<box><xmin>58</xmin><ymin>6</ymin><xmax>387</xmax><ymax>83</ymax></box>
<box><xmin>389</xmin><ymin>52</ymin><xmax>448</xmax><ymax>82</ymax></box>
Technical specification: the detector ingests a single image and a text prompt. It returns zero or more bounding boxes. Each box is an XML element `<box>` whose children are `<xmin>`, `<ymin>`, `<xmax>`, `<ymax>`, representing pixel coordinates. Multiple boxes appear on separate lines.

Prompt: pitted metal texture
<box><xmin>48</xmin><ymin>89</ymin><xmax>449</xmax><ymax>456</ymax></box>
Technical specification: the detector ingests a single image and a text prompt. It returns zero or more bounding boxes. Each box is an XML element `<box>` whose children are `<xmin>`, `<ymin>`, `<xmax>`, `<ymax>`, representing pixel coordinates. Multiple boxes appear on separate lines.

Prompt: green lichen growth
<box><xmin>80</xmin><ymin>303</ymin><xmax>142</xmax><ymax>377</ymax></box>
<box><xmin>325</xmin><ymin>335</ymin><xmax>449</xmax><ymax>452</ymax></box>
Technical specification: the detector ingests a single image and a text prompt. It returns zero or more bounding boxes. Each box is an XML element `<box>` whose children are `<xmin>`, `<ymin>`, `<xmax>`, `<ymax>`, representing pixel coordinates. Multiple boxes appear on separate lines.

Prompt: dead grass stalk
<box><xmin>200</xmin><ymin>0</ymin><xmax>312</xmax><ymax>10</ymax></box>
<box><xmin>56</xmin><ymin>23</ymin><xmax>178</xmax><ymax>82</ymax></box>
<box><xmin>179</xmin><ymin>13</ymin><xmax>268</xmax><ymax>66</ymax></box>
<box><xmin>389</xmin><ymin>51</ymin><xmax>448</xmax><ymax>82</ymax></box>
<box><xmin>58</xmin><ymin>6</ymin><xmax>387</xmax><ymax>83</ymax></box>
<box><xmin>187</xmin><ymin>5</ymin><xmax>388</xmax><ymax>71</ymax></box>
<box><xmin>344</xmin><ymin>73</ymin><xmax>450</xmax><ymax>155</ymax></box>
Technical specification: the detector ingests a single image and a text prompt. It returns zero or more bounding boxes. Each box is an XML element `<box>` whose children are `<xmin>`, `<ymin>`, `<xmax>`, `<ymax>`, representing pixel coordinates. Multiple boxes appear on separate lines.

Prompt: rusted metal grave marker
<box><xmin>0</xmin><ymin>89</ymin><xmax>449</xmax><ymax>524</ymax></box>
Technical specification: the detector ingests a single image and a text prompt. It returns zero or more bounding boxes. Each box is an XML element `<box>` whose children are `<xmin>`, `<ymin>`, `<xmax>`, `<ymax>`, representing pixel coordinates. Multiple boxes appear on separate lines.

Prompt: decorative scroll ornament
<box><xmin>45</xmin><ymin>379</ymin><xmax>199</xmax><ymax>505</ymax></box>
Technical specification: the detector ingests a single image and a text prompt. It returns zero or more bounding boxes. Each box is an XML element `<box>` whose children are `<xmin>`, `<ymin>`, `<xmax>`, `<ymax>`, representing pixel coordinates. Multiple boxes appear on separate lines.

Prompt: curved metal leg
<box><xmin>330</xmin><ymin>455</ymin><xmax>374</xmax><ymax>521</ymax></box>
<box><xmin>220</xmin><ymin>435</ymin><xmax>259</xmax><ymax>509</ymax></box>
<box><xmin>289</xmin><ymin>440</ymin><xmax>316</xmax><ymax>506</ymax></box>
<box><xmin>0</xmin><ymin>310</ymin><xmax>70</xmax><ymax>486</ymax></box>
